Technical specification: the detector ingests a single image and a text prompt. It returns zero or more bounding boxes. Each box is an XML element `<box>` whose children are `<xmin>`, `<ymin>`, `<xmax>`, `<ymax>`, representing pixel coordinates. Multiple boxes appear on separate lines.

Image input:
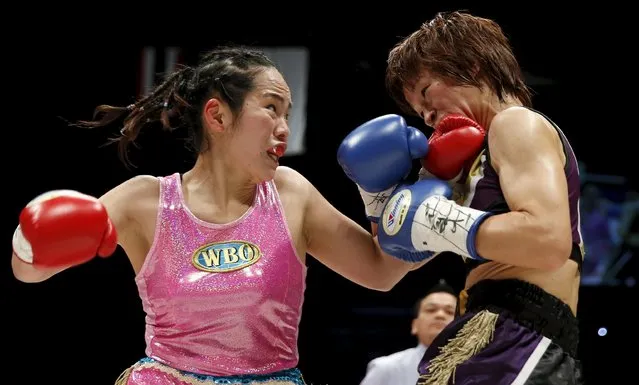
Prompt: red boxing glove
<box><xmin>422</xmin><ymin>115</ymin><xmax>486</xmax><ymax>180</ymax></box>
<box><xmin>12</xmin><ymin>190</ymin><xmax>118</xmax><ymax>268</ymax></box>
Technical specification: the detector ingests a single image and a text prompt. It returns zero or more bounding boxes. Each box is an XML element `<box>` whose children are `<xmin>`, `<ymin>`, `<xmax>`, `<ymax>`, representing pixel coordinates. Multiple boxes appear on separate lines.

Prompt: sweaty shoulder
<box><xmin>100</xmin><ymin>175</ymin><xmax>159</xmax><ymax>212</ymax></box>
<box><xmin>488</xmin><ymin>106</ymin><xmax>564</xmax><ymax>170</ymax></box>
<box><xmin>273</xmin><ymin>166</ymin><xmax>311</xmax><ymax>199</ymax></box>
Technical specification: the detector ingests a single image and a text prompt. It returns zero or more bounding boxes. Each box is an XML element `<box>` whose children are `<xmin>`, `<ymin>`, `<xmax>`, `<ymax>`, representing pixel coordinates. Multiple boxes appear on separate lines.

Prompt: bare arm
<box><xmin>11</xmin><ymin>175</ymin><xmax>151</xmax><ymax>283</ymax></box>
<box><xmin>474</xmin><ymin>107</ymin><xmax>573</xmax><ymax>270</ymax></box>
<box><xmin>297</xmin><ymin>172</ymin><xmax>418</xmax><ymax>291</ymax></box>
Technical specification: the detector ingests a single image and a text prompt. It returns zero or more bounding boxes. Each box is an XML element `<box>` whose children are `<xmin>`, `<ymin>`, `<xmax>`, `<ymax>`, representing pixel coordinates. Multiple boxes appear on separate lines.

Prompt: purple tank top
<box><xmin>134</xmin><ymin>173</ymin><xmax>306</xmax><ymax>376</ymax></box>
<box><xmin>462</xmin><ymin>109</ymin><xmax>584</xmax><ymax>269</ymax></box>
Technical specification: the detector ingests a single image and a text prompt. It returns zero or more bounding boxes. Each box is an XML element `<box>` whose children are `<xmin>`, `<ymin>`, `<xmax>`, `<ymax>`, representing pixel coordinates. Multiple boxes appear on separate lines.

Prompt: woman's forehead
<box><xmin>252</xmin><ymin>69</ymin><xmax>291</xmax><ymax>101</ymax></box>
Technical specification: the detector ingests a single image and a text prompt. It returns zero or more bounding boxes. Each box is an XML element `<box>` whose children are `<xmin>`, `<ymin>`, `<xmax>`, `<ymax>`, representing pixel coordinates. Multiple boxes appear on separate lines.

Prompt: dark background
<box><xmin>3</xmin><ymin>5</ymin><xmax>634</xmax><ymax>385</ymax></box>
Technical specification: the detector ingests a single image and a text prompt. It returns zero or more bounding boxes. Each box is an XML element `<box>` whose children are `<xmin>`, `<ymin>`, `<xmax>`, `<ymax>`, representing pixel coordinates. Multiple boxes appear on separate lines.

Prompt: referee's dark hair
<box><xmin>412</xmin><ymin>279</ymin><xmax>457</xmax><ymax>318</ymax></box>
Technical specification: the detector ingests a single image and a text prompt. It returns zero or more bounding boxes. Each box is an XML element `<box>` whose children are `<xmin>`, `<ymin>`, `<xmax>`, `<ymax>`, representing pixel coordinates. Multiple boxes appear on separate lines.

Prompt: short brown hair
<box><xmin>386</xmin><ymin>11</ymin><xmax>532</xmax><ymax>116</ymax></box>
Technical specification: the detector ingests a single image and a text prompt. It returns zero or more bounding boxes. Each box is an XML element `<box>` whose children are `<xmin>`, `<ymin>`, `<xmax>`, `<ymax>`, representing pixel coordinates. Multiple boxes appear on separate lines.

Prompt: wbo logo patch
<box><xmin>192</xmin><ymin>240</ymin><xmax>262</xmax><ymax>273</ymax></box>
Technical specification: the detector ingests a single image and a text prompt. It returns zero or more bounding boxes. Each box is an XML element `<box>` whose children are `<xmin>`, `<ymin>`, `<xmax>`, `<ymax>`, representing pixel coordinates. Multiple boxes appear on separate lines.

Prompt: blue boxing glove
<box><xmin>377</xmin><ymin>179</ymin><xmax>493</xmax><ymax>263</ymax></box>
<box><xmin>337</xmin><ymin>114</ymin><xmax>428</xmax><ymax>222</ymax></box>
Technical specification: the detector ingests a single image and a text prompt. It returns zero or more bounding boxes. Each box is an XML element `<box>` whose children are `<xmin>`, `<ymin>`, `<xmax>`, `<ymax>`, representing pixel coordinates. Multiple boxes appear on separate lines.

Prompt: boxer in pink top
<box><xmin>11</xmin><ymin>46</ymin><xmax>430</xmax><ymax>384</ymax></box>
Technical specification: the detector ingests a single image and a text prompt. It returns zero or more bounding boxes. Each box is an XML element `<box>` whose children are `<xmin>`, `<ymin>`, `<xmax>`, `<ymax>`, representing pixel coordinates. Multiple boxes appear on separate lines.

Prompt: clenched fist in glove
<box><xmin>13</xmin><ymin>190</ymin><xmax>118</xmax><ymax>268</ymax></box>
<box><xmin>338</xmin><ymin>114</ymin><xmax>428</xmax><ymax>222</ymax></box>
<box><xmin>422</xmin><ymin>115</ymin><xmax>486</xmax><ymax>181</ymax></box>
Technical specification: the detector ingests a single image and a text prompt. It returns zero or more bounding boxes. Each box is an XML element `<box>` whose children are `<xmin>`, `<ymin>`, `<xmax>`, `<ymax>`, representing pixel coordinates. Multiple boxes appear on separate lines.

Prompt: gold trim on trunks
<box><xmin>418</xmin><ymin>310</ymin><xmax>499</xmax><ymax>385</ymax></box>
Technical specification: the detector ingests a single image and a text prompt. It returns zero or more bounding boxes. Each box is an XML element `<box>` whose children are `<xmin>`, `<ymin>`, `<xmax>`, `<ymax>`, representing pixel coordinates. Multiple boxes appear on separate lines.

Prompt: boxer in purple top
<box><xmin>377</xmin><ymin>11</ymin><xmax>583</xmax><ymax>385</ymax></box>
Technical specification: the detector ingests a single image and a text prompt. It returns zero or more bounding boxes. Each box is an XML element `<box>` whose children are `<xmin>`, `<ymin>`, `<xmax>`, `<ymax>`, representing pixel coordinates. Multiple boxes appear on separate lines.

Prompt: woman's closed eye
<box><xmin>421</xmin><ymin>85</ymin><xmax>430</xmax><ymax>98</ymax></box>
<box><xmin>266</xmin><ymin>104</ymin><xmax>278</xmax><ymax>113</ymax></box>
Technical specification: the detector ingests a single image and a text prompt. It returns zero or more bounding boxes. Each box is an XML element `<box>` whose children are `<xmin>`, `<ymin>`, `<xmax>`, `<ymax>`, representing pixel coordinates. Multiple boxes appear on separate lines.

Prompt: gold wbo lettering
<box><xmin>191</xmin><ymin>240</ymin><xmax>262</xmax><ymax>272</ymax></box>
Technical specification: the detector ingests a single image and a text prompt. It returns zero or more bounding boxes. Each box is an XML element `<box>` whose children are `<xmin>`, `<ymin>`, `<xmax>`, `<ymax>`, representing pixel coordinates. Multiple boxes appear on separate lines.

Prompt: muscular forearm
<box><xmin>353</xmin><ymin>229</ymin><xmax>417</xmax><ymax>291</ymax></box>
<box><xmin>361</xmin><ymin>238</ymin><xmax>418</xmax><ymax>291</ymax></box>
<box><xmin>475</xmin><ymin>211</ymin><xmax>572</xmax><ymax>270</ymax></box>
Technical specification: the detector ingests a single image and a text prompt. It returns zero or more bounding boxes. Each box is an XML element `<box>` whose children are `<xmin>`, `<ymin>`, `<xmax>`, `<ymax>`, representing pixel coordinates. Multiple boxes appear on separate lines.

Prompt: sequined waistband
<box><xmin>115</xmin><ymin>357</ymin><xmax>306</xmax><ymax>385</ymax></box>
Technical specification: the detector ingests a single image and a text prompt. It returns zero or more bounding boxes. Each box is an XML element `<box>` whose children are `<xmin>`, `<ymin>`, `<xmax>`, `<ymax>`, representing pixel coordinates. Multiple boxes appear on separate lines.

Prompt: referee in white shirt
<box><xmin>360</xmin><ymin>281</ymin><xmax>457</xmax><ymax>385</ymax></box>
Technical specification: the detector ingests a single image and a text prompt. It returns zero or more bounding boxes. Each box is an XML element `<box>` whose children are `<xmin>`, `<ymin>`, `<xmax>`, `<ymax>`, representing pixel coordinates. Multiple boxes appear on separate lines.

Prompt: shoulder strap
<box><xmin>159</xmin><ymin>172</ymin><xmax>182</xmax><ymax>208</ymax></box>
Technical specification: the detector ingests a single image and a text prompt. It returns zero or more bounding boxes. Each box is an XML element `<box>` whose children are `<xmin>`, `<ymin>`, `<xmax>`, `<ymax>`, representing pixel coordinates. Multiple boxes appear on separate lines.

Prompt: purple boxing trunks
<box><xmin>417</xmin><ymin>279</ymin><xmax>583</xmax><ymax>385</ymax></box>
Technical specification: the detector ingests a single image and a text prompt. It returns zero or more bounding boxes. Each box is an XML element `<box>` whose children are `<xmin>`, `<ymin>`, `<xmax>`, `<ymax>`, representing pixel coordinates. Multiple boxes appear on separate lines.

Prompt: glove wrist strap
<box><xmin>410</xmin><ymin>196</ymin><xmax>491</xmax><ymax>260</ymax></box>
<box><xmin>357</xmin><ymin>185</ymin><xmax>397</xmax><ymax>222</ymax></box>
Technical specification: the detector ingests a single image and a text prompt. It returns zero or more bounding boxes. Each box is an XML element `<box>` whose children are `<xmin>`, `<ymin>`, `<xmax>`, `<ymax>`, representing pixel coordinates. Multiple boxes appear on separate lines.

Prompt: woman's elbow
<box><xmin>364</xmin><ymin>263</ymin><xmax>408</xmax><ymax>292</ymax></box>
<box><xmin>361</xmin><ymin>242</ymin><xmax>409</xmax><ymax>291</ymax></box>
<box><xmin>379</xmin><ymin>276</ymin><xmax>402</xmax><ymax>292</ymax></box>
<box><xmin>538</xmin><ymin>226</ymin><xmax>573</xmax><ymax>271</ymax></box>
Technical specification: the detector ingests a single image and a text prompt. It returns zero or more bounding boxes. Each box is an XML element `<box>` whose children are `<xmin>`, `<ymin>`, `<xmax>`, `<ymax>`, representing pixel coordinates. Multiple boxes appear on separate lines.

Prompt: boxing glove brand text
<box><xmin>382</xmin><ymin>190</ymin><xmax>411</xmax><ymax>236</ymax></box>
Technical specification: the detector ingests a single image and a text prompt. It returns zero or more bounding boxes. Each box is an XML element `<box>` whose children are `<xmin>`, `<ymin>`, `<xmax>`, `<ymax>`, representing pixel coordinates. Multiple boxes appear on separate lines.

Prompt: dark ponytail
<box><xmin>72</xmin><ymin>45</ymin><xmax>277</xmax><ymax>167</ymax></box>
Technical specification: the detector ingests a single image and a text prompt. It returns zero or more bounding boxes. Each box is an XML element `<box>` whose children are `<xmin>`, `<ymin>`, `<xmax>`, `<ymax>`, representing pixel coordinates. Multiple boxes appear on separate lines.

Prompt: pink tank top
<box><xmin>134</xmin><ymin>173</ymin><xmax>306</xmax><ymax>376</ymax></box>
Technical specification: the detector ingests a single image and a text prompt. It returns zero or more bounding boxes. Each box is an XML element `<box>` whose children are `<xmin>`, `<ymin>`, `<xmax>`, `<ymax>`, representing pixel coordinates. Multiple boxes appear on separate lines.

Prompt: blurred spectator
<box><xmin>603</xmin><ymin>189</ymin><xmax>639</xmax><ymax>285</ymax></box>
<box><xmin>580</xmin><ymin>184</ymin><xmax>615</xmax><ymax>283</ymax></box>
<box><xmin>360</xmin><ymin>281</ymin><xmax>457</xmax><ymax>385</ymax></box>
